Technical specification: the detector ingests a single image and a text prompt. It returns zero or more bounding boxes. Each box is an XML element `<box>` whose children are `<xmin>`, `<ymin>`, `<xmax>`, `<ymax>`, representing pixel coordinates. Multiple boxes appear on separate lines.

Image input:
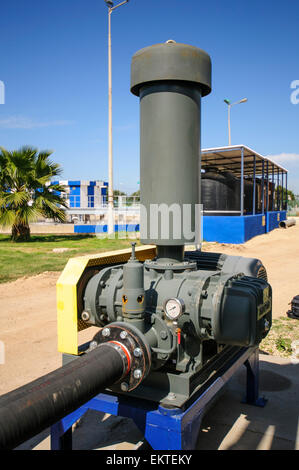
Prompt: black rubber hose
<box><xmin>0</xmin><ymin>344</ymin><xmax>125</xmax><ymax>450</ymax></box>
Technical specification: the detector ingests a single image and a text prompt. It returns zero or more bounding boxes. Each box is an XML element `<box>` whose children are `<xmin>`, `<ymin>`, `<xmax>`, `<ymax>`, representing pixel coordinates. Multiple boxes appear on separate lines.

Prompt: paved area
<box><xmin>17</xmin><ymin>353</ymin><xmax>299</xmax><ymax>451</ymax></box>
<box><xmin>196</xmin><ymin>354</ymin><xmax>299</xmax><ymax>450</ymax></box>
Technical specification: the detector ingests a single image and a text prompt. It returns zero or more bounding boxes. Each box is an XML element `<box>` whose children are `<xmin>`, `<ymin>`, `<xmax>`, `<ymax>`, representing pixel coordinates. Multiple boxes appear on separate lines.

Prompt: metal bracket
<box><xmin>243</xmin><ymin>348</ymin><xmax>267</xmax><ymax>407</ymax></box>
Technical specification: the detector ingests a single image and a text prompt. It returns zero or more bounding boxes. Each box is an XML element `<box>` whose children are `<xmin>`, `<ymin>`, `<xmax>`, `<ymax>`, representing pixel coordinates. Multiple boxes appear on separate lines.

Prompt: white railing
<box><xmin>67</xmin><ymin>196</ymin><xmax>140</xmax><ymax>210</ymax></box>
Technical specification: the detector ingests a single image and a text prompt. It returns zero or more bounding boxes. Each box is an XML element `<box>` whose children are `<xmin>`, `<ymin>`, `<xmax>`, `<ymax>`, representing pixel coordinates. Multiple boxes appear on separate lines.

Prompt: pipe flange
<box><xmin>92</xmin><ymin>322</ymin><xmax>151</xmax><ymax>392</ymax></box>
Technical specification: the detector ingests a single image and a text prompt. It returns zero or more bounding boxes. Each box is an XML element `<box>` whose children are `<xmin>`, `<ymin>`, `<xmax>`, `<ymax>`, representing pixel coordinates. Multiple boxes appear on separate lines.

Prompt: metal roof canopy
<box><xmin>201</xmin><ymin>145</ymin><xmax>288</xmax><ymax>177</ymax></box>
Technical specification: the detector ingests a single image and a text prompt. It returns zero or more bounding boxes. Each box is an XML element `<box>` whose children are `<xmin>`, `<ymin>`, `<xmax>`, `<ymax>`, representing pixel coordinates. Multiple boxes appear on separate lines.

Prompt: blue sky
<box><xmin>0</xmin><ymin>0</ymin><xmax>298</xmax><ymax>193</ymax></box>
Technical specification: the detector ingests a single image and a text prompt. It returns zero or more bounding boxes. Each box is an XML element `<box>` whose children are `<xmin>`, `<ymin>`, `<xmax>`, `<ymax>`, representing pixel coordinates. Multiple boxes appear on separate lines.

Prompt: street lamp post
<box><xmin>104</xmin><ymin>0</ymin><xmax>130</xmax><ymax>234</ymax></box>
<box><xmin>224</xmin><ymin>98</ymin><xmax>248</xmax><ymax>146</ymax></box>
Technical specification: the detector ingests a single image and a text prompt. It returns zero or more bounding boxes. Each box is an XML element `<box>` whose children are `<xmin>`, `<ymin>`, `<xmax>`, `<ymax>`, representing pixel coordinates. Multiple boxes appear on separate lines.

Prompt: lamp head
<box><xmin>104</xmin><ymin>0</ymin><xmax>114</xmax><ymax>7</ymax></box>
<box><xmin>224</xmin><ymin>99</ymin><xmax>230</xmax><ymax>105</ymax></box>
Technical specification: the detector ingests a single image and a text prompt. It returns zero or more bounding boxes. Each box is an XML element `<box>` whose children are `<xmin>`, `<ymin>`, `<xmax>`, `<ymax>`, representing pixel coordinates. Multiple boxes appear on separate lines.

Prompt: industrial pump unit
<box><xmin>0</xmin><ymin>41</ymin><xmax>272</xmax><ymax>449</ymax></box>
<box><xmin>78</xmin><ymin>41</ymin><xmax>271</xmax><ymax>405</ymax></box>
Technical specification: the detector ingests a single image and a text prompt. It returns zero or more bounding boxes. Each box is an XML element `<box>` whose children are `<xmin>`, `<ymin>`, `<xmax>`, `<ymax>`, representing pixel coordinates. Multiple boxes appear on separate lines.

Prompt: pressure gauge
<box><xmin>163</xmin><ymin>298</ymin><xmax>185</xmax><ymax>321</ymax></box>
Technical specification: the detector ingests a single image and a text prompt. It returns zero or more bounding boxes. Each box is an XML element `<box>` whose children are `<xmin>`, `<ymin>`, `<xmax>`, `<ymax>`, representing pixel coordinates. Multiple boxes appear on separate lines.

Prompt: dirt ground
<box><xmin>1</xmin><ymin>224</ymin><xmax>299</xmax><ymax>395</ymax></box>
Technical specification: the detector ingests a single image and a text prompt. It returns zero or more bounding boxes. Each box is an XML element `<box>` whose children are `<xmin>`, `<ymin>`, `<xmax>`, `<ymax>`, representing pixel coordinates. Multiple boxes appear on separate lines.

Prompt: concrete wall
<box><xmin>0</xmin><ymin>224</ymin><xmax>75</xmax><ymax>235</ymax></box>
<box><xmin>74</xmin><ymin>224</ymin><xmax>140</xmax><ymax>234</ymax></box>
<box><xmin>267</xmin><ymin>211</ymin><xmax>287</xmax><ymax>232</ymax></box>
<box><xmin>0</xmin><ymin>211</ymin><xmax>287</xmax><ymax>241</ymax></box>
<box><xmin>244</xmin><ymin>215</ymin><xmax>266</xmax><ymax>242</ymax></box>
<box><xmin>0</xmin><ymin>223</ymin><xmax>140</xmax><ymax>235</ymax></box>
<box><xmin>203</xmin><ymin>216</ymin><xmax>245</xmax><ymax>244</ymax></box>
<box><xmin>202</xmin><ymin>211</ymin><xmax>287</xmax><ymax>244</ymax></box>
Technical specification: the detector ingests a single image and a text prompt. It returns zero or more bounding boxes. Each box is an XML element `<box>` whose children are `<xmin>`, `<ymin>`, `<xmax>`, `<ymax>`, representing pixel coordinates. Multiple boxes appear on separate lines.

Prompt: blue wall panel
<box><xmin>73</xmin><ymin>212</ymin><xmax>286</xmax><ymax>241</ymax></box>
<box><xmin>202</xmin><ymin>216</ymin><xmax>245</xmax><ymax>244</ymax></box>
<box><xmin>267</xmin><ymin>211</ymin><xmax>287</xmax><ymax>232</ymax></box>
<box><xmin>203</xmin><ymin>211</ymin><xmax>286</xmax><ymax>244</ymax></box>
<box><xmin>74</xmin><ymin>224</ymin><xmax>140</xmax><ymax>234</ymax></box>
<box><xmin>244</xmin><ymin>215</ymin><xmax>266</xmax><ymax>242</ymax></box>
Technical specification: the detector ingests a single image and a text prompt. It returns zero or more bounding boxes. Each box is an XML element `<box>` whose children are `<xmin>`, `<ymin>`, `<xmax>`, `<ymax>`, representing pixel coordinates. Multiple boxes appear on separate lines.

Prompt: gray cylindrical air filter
<box><xmin>131</xmin><ymin>41</ymin><xmax>212</xmax><ymax>247</ymax></box>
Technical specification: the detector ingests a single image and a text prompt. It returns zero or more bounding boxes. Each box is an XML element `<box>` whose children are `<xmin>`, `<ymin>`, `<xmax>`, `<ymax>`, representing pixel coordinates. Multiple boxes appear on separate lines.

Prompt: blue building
<box><xmin>52</xmin><ymin>180</ymin><xmax>108</xmax><ymax>209</ymax></box>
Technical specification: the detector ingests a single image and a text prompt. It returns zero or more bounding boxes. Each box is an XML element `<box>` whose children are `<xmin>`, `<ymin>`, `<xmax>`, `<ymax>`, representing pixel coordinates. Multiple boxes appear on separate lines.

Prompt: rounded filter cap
<box><xmin>131</xmin><ymin>40</ymin><xmax>212</xmax><ymax>97</ymax></box>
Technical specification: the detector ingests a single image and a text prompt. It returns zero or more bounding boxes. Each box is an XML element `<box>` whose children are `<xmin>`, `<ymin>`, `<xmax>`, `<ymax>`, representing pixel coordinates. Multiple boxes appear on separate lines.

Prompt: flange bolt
<box><xmin>133</xmin><ymin>369</ymin><xmax>142</xmax><ymax>379</ymax></box>
<box><xmin>168</xmin><ymin>392</ymin><xmax>176</xmax><ymax>401</ymax></box>
<box><xmin>102</xmin><ymin>328</ymin><xmax>111</xmax><ymax>338</ymax></box>
<box><xmin>121</xmin><ymin>382</ymin><xmax>129</xmax><ymax>392</ymax></box>
<box><xmin>133</xmin><ymin>348</ymin><xmax>142</xmax><ymax>358</ymax></box>
<box><xmin>120</xmin><ymin>331</ymin><xmax>128</xmax><ymax>340</ymax></box>
<box><xmin>81</xmin><ymin>311</ymin><xmax>90</xmax><ymax>321</ymax></box>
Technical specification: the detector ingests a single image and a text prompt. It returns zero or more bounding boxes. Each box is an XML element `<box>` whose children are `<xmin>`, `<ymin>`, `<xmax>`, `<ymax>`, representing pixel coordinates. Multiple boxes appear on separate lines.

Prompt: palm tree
<box><xmin>0</xmin><ymin>146</ymin><xmax>67</xmax><ymax>241</ymax></box>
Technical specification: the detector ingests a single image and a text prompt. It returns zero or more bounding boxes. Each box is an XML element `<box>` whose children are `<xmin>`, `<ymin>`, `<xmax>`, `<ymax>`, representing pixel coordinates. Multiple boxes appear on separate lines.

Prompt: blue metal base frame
<box><xmin>243</xmin><ymin>348</ymin><xmax>267</xmax><ymax>407</ymax></box>
<box><xmin>51</xmin><ymin>347</ymin><xmax>266</xmax><ymax>450</ymax></box>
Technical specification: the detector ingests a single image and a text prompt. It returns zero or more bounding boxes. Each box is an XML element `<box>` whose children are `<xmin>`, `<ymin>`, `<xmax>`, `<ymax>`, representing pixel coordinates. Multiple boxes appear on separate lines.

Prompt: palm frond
<box><xmin>16</xmin><ymin>204</ymin><xmax>41</xmax><ymax>224</ymax></box>
<box><xmin>0</xmin><ymin>208</ymin><xmax>17</xmax><ymax>227</ymax></box>
<box><xmin>0</xmin><ymin>190</ymin><xmax>31</xmax><ymax>207</ymax></box>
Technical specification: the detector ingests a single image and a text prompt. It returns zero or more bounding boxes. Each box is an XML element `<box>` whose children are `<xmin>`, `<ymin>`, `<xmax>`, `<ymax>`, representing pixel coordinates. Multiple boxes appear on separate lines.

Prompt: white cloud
<box><xmin>267</xmin><ymin>153</ymin><xmax>299</xmax><ymax>163</ymax></box>
<box><xmin>114</xmin><ymin>123</ymin><xmax>135</xmax><ymax>132</ymax></box>
<box><xmin>0</xmin><ymin>116</ymin><xmax>73</xmax><ymax>129</ymax></box>
<box><xmin>266</xmin><ymin>153</ymin><xmax>299</xmax><ymax>193</ymax></box>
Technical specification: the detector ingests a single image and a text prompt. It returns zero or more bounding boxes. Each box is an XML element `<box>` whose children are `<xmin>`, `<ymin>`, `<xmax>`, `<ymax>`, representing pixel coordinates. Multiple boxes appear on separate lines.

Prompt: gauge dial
<box><xmin>164</xmin><ymin>298</ymin><xmax>185</xmax><ymax>321</ymax></box>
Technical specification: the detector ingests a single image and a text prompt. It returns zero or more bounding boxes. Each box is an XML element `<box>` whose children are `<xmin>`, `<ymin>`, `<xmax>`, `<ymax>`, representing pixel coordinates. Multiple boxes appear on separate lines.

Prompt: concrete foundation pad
<box><xmin>197</xmin><ymin>353</ymin><xmax>299</xmax><ymax>450</ymax></box>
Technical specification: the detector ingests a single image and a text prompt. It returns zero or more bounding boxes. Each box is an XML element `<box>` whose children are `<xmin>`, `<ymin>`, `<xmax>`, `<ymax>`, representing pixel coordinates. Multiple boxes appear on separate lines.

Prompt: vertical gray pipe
<box><xmin>131</xmin><ymin>42</ymin><xmax>211</xmax><ymax>258</ymax></box>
